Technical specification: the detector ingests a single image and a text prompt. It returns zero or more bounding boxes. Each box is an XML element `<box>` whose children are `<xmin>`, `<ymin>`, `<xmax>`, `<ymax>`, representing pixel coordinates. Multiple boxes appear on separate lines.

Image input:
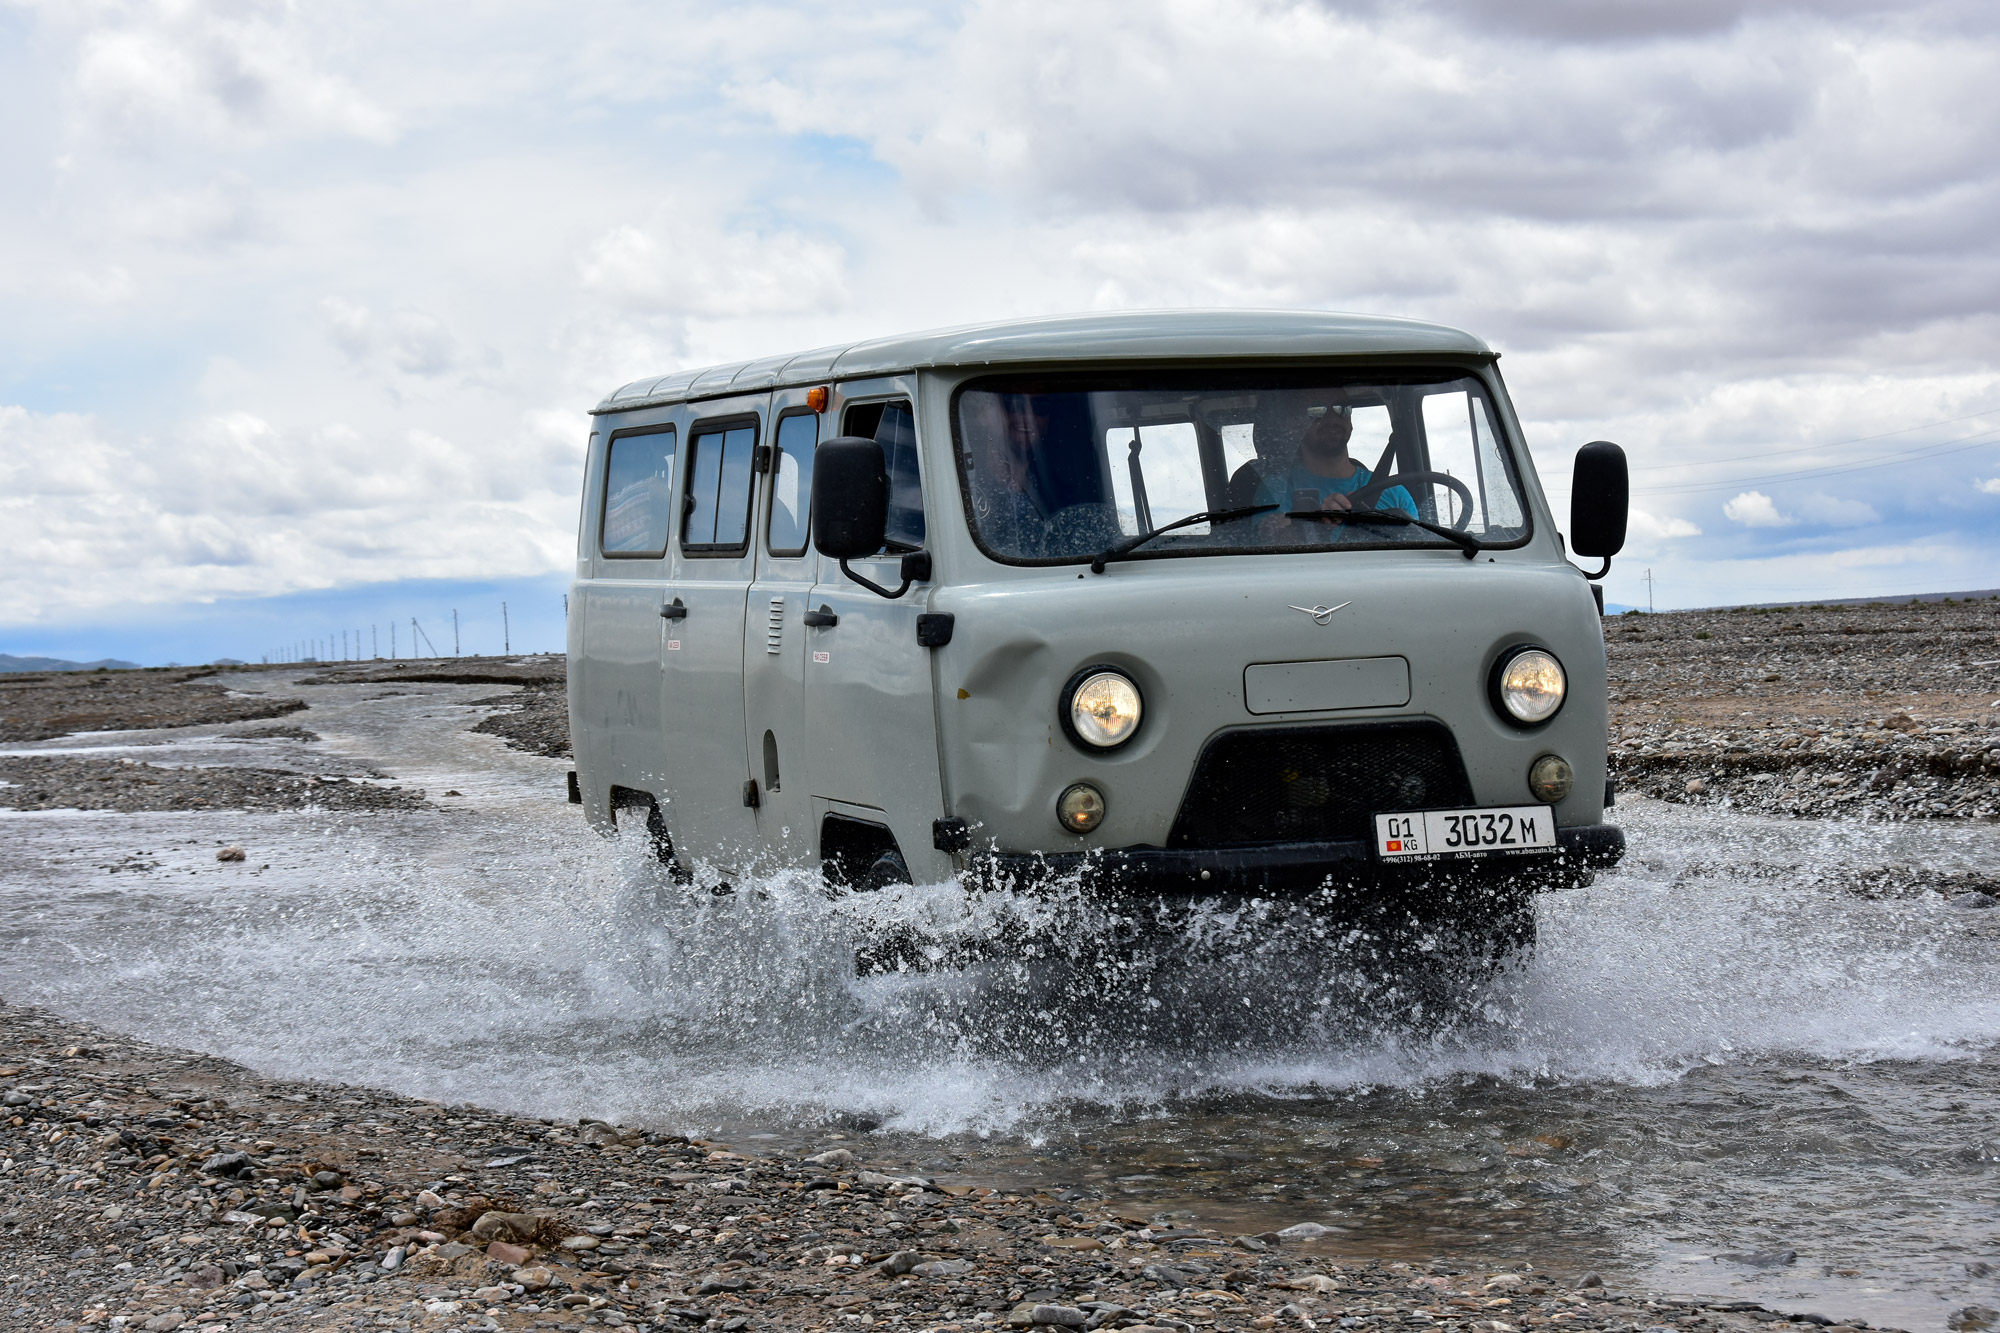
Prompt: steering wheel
<box><xmin>1347</xmin><ymin>471</ymin><xmax>1476</xmax><ymax>532</ymax></box>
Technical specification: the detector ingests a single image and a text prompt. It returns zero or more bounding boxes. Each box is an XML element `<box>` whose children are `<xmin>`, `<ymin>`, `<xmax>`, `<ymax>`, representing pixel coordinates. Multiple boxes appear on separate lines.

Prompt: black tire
<box><xmin>862</xmin><ymin>848</ymin><xmax>912</xmax><ymax>891</ymax></box>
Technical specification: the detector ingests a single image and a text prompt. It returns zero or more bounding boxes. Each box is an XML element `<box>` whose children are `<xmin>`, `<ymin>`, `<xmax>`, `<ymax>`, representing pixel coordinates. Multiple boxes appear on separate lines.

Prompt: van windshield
<box><xmin>953</xmin><ymin>371</ymin><xmax>1531</xmax><ymax>564</ymax></box>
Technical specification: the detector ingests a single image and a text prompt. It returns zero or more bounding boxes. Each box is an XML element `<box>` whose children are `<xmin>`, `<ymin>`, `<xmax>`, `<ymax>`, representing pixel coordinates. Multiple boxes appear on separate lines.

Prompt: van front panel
<box><xmin>928</xmin><ymin>554</ymin><xmax>1606</xmax><ymax>860</ymax></box>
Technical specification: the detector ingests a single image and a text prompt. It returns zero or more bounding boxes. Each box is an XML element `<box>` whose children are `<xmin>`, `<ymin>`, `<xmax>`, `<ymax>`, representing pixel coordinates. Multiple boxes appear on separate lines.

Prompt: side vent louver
<box><xmin>766</xmin><ymin>597</ymin><xmax>785</xmax><ymax>655</ymax></box>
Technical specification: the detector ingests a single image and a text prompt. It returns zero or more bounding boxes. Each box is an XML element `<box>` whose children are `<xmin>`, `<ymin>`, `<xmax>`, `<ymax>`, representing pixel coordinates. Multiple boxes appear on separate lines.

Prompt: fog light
<box><xmin>1057</xmin><ymin>782</ymin><xmax>1106</xmax><ymax>834</ymax></box>
<box><xmin>1528</xmin><ymin>754</ymin><xmax>1574</xmax><ymax>804</ymax></box>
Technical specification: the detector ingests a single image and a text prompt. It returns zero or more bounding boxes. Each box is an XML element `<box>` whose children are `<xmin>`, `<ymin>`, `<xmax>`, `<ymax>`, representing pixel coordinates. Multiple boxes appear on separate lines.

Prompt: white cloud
<box><xmin>320</xmin><ymin>299</ymin><xmax>498</xmax><ymax>383</ymax></box>
<box><xmin>1723</xmin><ymin>491</ymin><xmax>1794</xmax><ymax>526</ymax></box>
<box><xmin>1628</xmin><ymin>508</ymin><xmax>1702</xmax><ymax>540</ymax></box>
<box><xmin>64</xmin><ymin>1</ymin><xmax>397</xmax><ymax>149</ymax></box>
<box><xmin>579</xmin><ymin>220</ymin><xmax>849</xmax><ymax>319</ymax></box>
<box><xmin>1978</xmin><ymin>478</ymin><xmax>2000</xmax><ymax>495</ymax></box>
<box><xmin>0</xmin><ymin>403</ymin><xmax>578</xmax><ymax>623</ymax></box>
<box><xmin>1794</xmin><ymin>492</ymin><xmax>1880</xmax><ymax>524</ymax></box>
<box><xmin>4</xmin><ymin>0</ymin><xmax>2000</xmax><ymax>631</ymax></box>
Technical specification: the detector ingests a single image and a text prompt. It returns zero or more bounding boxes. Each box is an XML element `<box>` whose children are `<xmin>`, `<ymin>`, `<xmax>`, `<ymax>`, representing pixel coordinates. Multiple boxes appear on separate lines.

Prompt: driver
<box><xmin>1256</xmin><ymin>404</ymin><xmax>1418</xmax><ymax>530</ymax></box>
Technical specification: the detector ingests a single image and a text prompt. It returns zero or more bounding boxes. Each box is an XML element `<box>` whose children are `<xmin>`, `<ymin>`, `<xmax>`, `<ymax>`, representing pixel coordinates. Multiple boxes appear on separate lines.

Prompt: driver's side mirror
<box><xmin>812</xmin><ymin>436</ymin><xmax>889</xmax><ymax>560</ymax></box>
<box><xmin>1570</xmin><ymin>440</ymin><xmax>1628</xmax><ymax>563</ymax></box>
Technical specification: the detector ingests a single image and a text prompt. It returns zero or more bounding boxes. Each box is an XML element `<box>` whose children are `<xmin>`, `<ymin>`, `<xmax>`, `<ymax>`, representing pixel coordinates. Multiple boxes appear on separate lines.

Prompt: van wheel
<box><xmin>863</xmin><ymin>849</ymin><xmax>912</xmax><ymax>891</ymax></box>
<box><xmin>609</xmin><ymin>787</ymin><xmax>690</xmax><ymax>883</ymax></box>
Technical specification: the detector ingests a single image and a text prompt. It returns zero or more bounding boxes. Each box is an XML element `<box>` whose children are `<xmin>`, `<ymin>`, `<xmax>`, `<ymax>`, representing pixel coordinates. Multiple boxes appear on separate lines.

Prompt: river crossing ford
<box><xmin>0</xmin><ymin>598</ymin><xmax>1997</xmax><ymax>1333</ymax></box>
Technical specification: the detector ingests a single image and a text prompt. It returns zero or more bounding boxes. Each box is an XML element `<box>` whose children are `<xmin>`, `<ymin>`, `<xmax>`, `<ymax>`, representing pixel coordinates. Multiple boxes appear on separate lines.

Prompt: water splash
<box><xmin>4</xmin><ymin>676</ymin><xmax>1999</xmax><ymax>1327</ymax></box>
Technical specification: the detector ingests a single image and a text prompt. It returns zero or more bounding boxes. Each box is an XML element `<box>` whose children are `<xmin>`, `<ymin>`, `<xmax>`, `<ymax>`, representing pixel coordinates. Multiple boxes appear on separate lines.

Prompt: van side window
<box><xmin>683</xmin><ymin>423</ymin><xmax>757</xmax><ymax>554</ymax></box>
<box><xmin>843</xmin><ymin>399</ymin><xmax>925</xmax><ymax>550</ymax></box>
<box><xmin>600</xmin><ymin>427</ymin><xmax>676</xmax><ymax>557</ymax></box>
<box><xmin>767</xmin><ymin>412</ymin><xmax>819</xmax><ymax>556</ymax></box>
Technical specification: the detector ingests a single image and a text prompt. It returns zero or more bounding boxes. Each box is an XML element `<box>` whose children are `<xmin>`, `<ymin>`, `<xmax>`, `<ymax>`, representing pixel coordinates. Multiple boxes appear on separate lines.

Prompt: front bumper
<box><xmin>971</xmin><ymin>822</ymin><xmax>1624</xmax><ymax>894</ymax></box>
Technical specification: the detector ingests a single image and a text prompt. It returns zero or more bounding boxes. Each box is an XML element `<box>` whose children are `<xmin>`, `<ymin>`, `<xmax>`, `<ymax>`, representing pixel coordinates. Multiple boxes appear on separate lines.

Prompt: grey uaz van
<box><xmin>567</xmin><ymin>310</ymin><xmax>1628</xmax><ymax>949</ymax></box>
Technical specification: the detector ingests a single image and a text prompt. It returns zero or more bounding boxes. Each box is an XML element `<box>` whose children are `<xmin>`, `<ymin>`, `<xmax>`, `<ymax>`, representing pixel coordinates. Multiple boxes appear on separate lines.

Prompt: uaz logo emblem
<box><xmin>1288</xmin><ymin>601</ymin><xmax>1351</xmax><ymax>625</ymax></box>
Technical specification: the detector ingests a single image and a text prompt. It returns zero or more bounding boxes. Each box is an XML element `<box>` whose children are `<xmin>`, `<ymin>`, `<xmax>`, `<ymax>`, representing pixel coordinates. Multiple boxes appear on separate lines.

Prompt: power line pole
<box><xmin>412</xmin><ymin>617</ymin><xmax>439</xmax><ymax>658</ymax></box>
<box><xmin>502</xmin><ymin>602</ymin><xmax>510</xmax><ymax>655</ymax></box>
<box><xmin>453</xmin><ymin>609</ymin><xmax>460</xmax><ymax>657</ymax></box>
<box><xmin>372</xmin><ymin>625</ymin><xmax>378</xmax><ymax>659</ymax></box>
<box><xmin>1642</xmin><ymin>567</ymin><xmax>1655</xmax><ymax>614</ymax></box>
<box><xmin>390</xmin><ymin>621</ymin><xmax>397</xmax><ymax>658</ymax></box>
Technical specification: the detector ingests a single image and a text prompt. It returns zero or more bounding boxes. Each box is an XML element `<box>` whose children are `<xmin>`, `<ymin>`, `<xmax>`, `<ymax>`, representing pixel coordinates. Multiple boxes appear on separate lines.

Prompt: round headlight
<box><xmin>1496</xmin><ymin>648</ymin><xmax>1566</xmax><ymax>725</ymax></box>
<box><xmin>1057</xmin><ymin>782</ymin><xmax>1107</xmax><ymax>834</ymax></box>
<box><xmin>1528</xmin><ymin>754</ymin><xmax>1574</xmax><ymax>804</ymax></box>
<box><xmin>1066</xmin><ymin>669</ymin><xmax>1143</xmax><ymax>749</ymax></box>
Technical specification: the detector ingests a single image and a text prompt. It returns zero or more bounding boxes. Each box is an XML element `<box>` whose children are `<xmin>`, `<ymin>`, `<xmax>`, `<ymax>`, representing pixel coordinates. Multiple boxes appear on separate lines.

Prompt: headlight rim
<box><xmin>1490</xmin><ymin>644</ymin><xmax>1568</xmax><ymax>728</ymax></box>
<box><xmin>1059</xmin><ymin>663</ymin><xmax>1145</xmax><ymax>753</ymax></box>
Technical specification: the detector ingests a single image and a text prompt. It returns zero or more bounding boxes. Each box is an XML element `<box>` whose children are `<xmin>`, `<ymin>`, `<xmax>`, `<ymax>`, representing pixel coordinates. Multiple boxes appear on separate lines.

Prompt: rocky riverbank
<box><xmin>0</xmin><ymin>667</ymin><xmax>305</xmax><ymax>745</ymax></box>
<box><xmin>1606</xmin><ymin>597</ymin><xmax>2000</xmax><ymax>820</ymax></box>
<box><xmin>0</xmin><ymin>754</ymin><xmax>426</xmax><ymax>814</ymax></box>
<box><xmin>0</xmin><ymin>1004</ymin><xmax>1889</xmax><ymax>1333</ymax></box>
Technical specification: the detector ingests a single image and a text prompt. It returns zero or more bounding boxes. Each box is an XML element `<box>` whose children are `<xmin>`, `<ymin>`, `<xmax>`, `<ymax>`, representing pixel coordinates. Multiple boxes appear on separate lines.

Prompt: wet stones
<box><xmin>0</xmin><ymin>1001</ymin><xmax>1894</xmax><ymax>1333</ymax></box>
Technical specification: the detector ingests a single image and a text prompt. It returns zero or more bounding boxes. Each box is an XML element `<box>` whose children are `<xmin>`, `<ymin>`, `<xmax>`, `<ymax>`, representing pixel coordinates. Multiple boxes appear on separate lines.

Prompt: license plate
<box><xmin>1373</xmin><ymin>805</ymin><xmax>1557</xmax><ymax>862</ymax></box>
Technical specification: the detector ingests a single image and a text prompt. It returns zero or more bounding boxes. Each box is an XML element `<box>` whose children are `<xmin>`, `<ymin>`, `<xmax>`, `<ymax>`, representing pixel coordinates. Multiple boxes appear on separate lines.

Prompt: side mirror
<box><xmin>812</xmin><ymin>436</ymin><xmax>889</xmax><ymax>561</ymax></box>
<box><xmin>1570</xmin><ymin>440</ymin><xmax>1628</xmax><ymax>577</ymax></box>
<box><xmin>813</xmin><ymin>435</ymin><xmax>923</xmax><ymax>600</ymax></box>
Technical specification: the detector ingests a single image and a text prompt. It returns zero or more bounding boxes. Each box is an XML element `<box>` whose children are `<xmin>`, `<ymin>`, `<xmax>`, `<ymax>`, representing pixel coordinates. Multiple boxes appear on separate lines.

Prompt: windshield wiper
<box><xmin>1089</xmin><ymin>504</ymin><xmax>1278</xmax><ymax>574</ymax></box>
<box><xmin>1286</xmin><ymin>508</ymin><xmax>1484</xmax><ymax>560</ymax></box>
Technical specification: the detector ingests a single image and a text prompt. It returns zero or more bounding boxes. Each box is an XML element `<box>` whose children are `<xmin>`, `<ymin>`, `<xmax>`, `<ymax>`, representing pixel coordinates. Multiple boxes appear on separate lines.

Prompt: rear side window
<box><xmin>843</xmin><ymin>399</ymin><xmax>925</xmax><ymax>551</ymax></box>
<box><xmin>767</xmin><ymin>412</ymin><xmax>819</xmax><ymax>556</ymax></box>
<box><xmin>683</xmin><ymin>422</ymin><xmax>757</xmax><ymax>554</ymax></box>
<box><xmin>600</xmin><ymin>427</ymin><xmax>676</xmax><ymax>557</ymax></box>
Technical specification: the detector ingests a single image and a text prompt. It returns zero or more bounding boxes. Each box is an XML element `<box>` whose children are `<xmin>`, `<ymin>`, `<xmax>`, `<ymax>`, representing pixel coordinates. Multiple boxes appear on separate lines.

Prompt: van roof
<box><xmin>589</xmin><ymin>308</ymin><xmax>1492</xmax><ymax>415</ymax></box>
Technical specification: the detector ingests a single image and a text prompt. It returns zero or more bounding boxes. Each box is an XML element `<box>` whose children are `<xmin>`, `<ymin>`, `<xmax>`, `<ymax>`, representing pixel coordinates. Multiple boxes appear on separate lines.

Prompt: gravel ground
<box><xmin>0</xmin><ymin>1004</ymin><xmax>1887</xmax><ymax>1333</ymax></box>
<box><xmin>0</xmin><ymin>669</ymin><xmax>306</xmax><ymax>745</ymax></box>
<box><xmin>1606</xmin><ymin>597</ymin><xmax>2000</xmax><ymax>819</ymax></box>
<box><xmin>0</xmin><ymin>756</ymin><xmax>425</xmax><ymax>814</ymax></box>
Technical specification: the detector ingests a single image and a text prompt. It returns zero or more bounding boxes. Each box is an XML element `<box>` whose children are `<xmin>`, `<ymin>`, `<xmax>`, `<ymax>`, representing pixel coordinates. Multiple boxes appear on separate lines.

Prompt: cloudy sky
<box><xmin>3</xmin><ymin>0</ymin><xmax>1999</xmax><ymax>661</ymax></box>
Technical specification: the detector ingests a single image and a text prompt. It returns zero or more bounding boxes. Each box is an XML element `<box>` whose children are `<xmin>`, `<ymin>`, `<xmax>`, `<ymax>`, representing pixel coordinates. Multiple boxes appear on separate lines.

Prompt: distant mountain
<box><xmin>0</xmin><ymin>653</ymin><xmax>142</xmax><ymax>673</ymax></box>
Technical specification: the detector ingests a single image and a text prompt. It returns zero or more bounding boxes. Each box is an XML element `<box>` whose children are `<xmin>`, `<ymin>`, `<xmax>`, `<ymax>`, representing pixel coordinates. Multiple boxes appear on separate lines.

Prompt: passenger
<box><xmin>1256</xmin><ymin>405</ymin><xmax>1418</xmax><ymax>536</ymax></box>
<box><xmin>964</xmin><ymin>393</ymin><xmax>1052</xmax><ymax>556</ymax></box>
<box><xmin>964</xmin><ymin>394</ymin><xmax>1120</xmax><ymax>558</ymax></box>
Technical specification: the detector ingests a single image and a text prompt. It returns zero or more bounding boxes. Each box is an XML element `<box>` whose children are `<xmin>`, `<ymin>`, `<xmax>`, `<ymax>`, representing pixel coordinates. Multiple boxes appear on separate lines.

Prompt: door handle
<box><xmin>802</xmin><ymin>607</ymin><xmax>838</xmax><ymax>628</ymax></box>
<box><xmin>660</xmin><ymin>600</ymin><xmax>687</xmax><ymax>621</ymax></box>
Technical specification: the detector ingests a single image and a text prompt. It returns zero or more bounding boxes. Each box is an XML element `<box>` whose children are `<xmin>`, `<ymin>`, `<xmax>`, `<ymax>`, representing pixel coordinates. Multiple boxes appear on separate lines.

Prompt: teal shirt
<box><xmin>1255</xmin><ymin>462</ymin><xmax>1418</xmax><ymax>519</ymax></box>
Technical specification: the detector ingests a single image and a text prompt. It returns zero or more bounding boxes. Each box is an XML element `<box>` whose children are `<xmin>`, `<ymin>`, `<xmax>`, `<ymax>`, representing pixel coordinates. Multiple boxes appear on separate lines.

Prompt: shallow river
<box><xmin>3</xmin><ymin>676</ymin><xmax>1997</xmax><ymax>1330</ymax></box>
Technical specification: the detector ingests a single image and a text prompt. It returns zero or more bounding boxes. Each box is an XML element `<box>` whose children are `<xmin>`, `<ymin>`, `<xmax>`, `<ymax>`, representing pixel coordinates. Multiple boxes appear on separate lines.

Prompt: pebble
<box><xmin>1608</xmin><ymin>600</ymin><xmax>2000</xmax><ymax>821</ymax></box>
<box><xmin>1278</xmin><ymin>1221</ymin><xmax>1335</xmax><ymax>1239</ymax></box>
<box><xmin>8</xmin><ymin>993</ymin><xmax>1821</xmax><ymax>1333</ymax></box>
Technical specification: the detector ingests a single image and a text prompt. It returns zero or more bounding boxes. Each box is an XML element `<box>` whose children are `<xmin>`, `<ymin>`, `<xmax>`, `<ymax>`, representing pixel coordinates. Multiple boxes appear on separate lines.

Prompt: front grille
<box><xmin>1167</xmin><ymin>721</ymin><xmax>1474</xmax><ymax>848</ymax></box>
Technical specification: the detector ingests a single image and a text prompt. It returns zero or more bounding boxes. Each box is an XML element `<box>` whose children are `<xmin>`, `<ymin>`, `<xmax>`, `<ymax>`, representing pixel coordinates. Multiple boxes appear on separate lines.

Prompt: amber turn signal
<box><xmin>806</xmin><ymin>385</ymin><xmax>829</xmax><ymax>413</ymax></box>
<box><xmin>1057</xmin><ymin>783</ymin><xmax>1107</xmax><ymax>834</ymax></box>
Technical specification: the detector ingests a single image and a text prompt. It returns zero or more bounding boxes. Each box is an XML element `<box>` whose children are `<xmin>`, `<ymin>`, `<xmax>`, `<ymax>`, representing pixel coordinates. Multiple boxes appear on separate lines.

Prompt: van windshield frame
<box><xmin>948</xmin><ymin>367</ymin><xmax>1535</xmax><ymax>567</ymax></box>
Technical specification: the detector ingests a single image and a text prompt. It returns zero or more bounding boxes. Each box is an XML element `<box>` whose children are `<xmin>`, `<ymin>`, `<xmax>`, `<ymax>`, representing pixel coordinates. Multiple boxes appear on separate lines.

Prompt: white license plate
<box><xmin>1373</xmin><ymin>805</ymin><xmax>1557</xmax><ymax>862</ymax></box>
